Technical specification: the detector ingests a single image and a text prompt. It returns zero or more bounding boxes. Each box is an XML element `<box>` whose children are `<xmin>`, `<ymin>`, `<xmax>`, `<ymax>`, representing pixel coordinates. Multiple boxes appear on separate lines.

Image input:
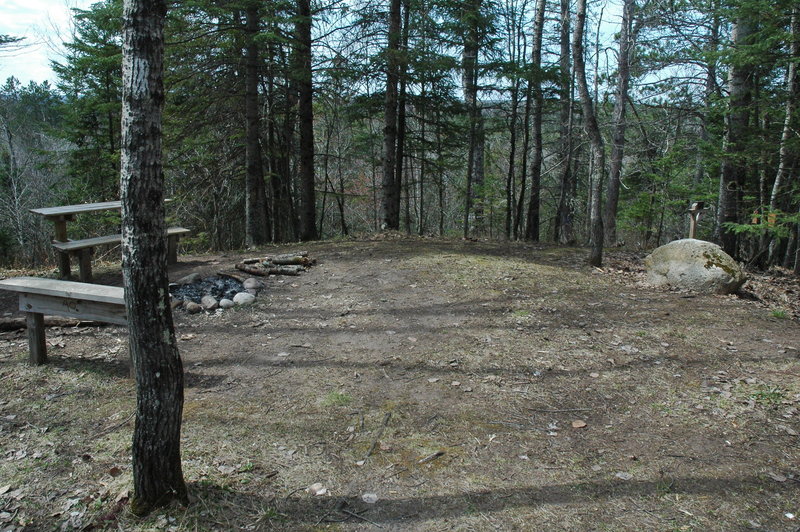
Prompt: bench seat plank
<box><xmin>51</xmin><ymin>227</ymin><xmax>192</xmax><ymax>252</ymax></box>
<box><xmin>52</xmin><ymin>234</ymin><xmax>123</xmax><ymax>252</ymax></box>
<box><xmin>30</xmin><ymin>201</ymin><xmax>122</xmax><ymax>219</ymax></box>
<box><xmin>20</xmin><ymin>292</ymin><xmax>127</xmax><ymax>326</ymax></box>
<box><xmin>0</xmin><ymin>277</ymin><xmax>124</xmax><ymax>305</ymax></box>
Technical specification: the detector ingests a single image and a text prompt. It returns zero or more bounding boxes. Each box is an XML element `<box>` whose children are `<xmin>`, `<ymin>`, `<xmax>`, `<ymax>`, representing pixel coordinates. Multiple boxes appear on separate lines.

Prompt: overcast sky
<box><xmin>0</xmin><ymin>0</ymin><xmax>93</xmax><ymax>85</ymax></box>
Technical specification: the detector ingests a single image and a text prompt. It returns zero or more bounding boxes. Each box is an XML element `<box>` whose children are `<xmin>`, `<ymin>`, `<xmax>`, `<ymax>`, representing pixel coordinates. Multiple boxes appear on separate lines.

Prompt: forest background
<box><xmin>0</xmin><ymin>0</ymin><xmax>798</xmax><ymax>270</ymax></box>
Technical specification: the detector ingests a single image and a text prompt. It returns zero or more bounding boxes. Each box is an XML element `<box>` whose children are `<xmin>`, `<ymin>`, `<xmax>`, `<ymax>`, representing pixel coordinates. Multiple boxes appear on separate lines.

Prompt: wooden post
<box><xmin>77</xmin><ymin>249</ymin><xmax>93</xmax><ymax>282</ymax></box>
<box><xmin>26</xmin><ymin>312</ymin><xmax>47</xmax><ymax>365</ymax></box>
<box><xmin>167</xmin><ymin>235</ymin><xmax>177</xmax><ymax>265</ymax></box>
<box><xmin>53</xmin><ymin>218</ymin><xmax>72</xmax><ymax>278</ymax></box>
<box><xmin>688</xmin><ymin>201</ymin><xmax>704</xmax><ymax>239</ymax></box>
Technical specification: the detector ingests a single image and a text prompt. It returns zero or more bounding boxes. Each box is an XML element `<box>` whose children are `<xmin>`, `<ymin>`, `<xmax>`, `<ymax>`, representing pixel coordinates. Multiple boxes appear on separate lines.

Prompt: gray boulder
<box><xmin>644</xmin><ymin>239</ymin><xmax>747</xmax><ymax>294</ymax></box>
<box><xmin>219</xmin><ymin>298</ymin><xmax>235</xmax><ymax>309</ymax></box>
<box><xmin>243</xmin><ymin>277</ymin><xmax>265</xmax><ymax>291</ymax></box>
<box><xmin>201</xmin><ymin>295</ymin><xmax>219</xmax><ymax>311</ymax></box>
<box><xmin>233</xmin><ymin>292</ymin><xmax>256</xmax><ymax>306</ymax></box>
<box><xmin>175</xmin><ymin>272</ymin><xmax>202</xmax><ymax>285</ymax></box>
<box><xmin>184</xmin><ymin>301</ymin><xmax>203</xmax><ymax>314</ymax></box>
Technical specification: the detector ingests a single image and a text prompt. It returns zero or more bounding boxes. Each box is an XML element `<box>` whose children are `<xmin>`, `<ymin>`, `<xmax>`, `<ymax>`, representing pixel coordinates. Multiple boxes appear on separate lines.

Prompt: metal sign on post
<box><xmin>688</xmin><ymin>201</ymin><xmax>705</xmax><ymax>239</ymax></box>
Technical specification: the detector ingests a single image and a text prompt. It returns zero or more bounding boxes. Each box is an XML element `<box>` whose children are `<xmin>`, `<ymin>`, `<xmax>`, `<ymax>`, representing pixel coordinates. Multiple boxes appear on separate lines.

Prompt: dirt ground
<box><xmin>1</xmin><ymin>237</ymin><xmax>798</xmax><ymax>531</ymax></box>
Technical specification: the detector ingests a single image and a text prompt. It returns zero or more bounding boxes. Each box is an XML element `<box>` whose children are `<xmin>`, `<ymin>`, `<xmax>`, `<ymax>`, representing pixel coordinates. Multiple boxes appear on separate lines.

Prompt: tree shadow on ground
<box><xmin>45</xmin><ymin>352</ymin><xmax>131</xmax><ymax>379</ymax></box>
<box><xmin>180</xmin><ymin>474</ymin><xmax>797</xmax><ymax>529</ymax></box>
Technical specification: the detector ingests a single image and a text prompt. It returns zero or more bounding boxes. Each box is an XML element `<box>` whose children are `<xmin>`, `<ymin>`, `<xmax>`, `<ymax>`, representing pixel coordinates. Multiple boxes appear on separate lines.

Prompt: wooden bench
<box><xmin>0</xmin><ymin>277</ymin><xmax>125</xmax><ymax>365</ymax></box>
<box><xmin>51</xmin><ymin>227</ymin><xmax>191</xmax><ymax>282</ymax></box>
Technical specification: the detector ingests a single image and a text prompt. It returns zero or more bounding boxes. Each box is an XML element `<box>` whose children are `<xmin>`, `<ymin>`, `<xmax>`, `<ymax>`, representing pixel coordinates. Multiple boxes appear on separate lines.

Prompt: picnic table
<box><xmin>31</xmin><ymin>200</ymin><xmax>189</xmax><ymax>282</ymax></box>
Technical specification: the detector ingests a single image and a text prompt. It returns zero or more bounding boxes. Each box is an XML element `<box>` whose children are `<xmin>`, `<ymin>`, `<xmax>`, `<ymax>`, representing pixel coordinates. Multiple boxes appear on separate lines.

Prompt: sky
<box><xmin>0</xmin><ymin>0</ymin><xmax>625</xmax><ymax>89</ymax></box>
<box><xmin>0</xmin><ymin>0</ymin><xmax>93</xmax><ymax>85</ymax></box>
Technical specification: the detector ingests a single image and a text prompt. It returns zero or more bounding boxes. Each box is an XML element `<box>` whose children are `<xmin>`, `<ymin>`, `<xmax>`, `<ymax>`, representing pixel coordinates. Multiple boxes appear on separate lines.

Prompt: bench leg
<box><xmin>26</xmin><ymin>312</ymin><xmax>47</xmax><ymax>365</ymax></box>
<box><xmin>53</xmin><ymin>219</ymin><xmax>72</xmax><ymax>279</ymax></box>
<box><xmin>58</xmin><ymin>252</ymin><xmax>71</xmax><ymax>279</ymax></box>
<box><xmin>77</xmin><ymin>249</ymin><xmax>93</xmax><ymax>282</ymax></box>
<box><xmin>167</xmin><ymin>236</ymin><xmax>178</xmax><ymax>265</ymax></box>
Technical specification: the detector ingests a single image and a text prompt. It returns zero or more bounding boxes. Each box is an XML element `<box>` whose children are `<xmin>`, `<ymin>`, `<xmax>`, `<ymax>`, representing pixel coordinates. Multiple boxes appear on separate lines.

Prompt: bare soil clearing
<box><xmin>1</xmin><ymin>238</ymin><xmax>798</xmax><ymax>531</ymax></box>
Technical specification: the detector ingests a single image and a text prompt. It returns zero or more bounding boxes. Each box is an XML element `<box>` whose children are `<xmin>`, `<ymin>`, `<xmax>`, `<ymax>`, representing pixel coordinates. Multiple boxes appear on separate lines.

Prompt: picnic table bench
<box><xmin>30</xmin><ymin>201</ymin><xmax>190</xmax><ymax>282</ymax></box>
<box><xmin>0</xmin><ymin>277</ymin><xmax>125</xmax><ymax>365</ymax></box>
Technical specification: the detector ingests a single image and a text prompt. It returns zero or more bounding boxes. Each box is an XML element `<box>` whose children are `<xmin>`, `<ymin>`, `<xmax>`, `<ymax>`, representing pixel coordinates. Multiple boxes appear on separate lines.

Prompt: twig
<box><xmin>342</xmin><ymin>509</ymin><xmax>383</xmax><ymax>528</ymax></box>
<box><xmin>383</xmin><ymin>466</ymin><xmax>408</xmax><ymax>481</ymax></box>
<box><xmin>417</xmin><ymin>450</ymin><xmax>445</xmax><ymax>464</ymax></box>
<box><xmin>528</xmin><ymin>407</ymin><xmax>596</xmax><ymax>413</ymax></box>
<box><xmin>479</xmin><ymin>512</ymin><xmax>501</xmax><ymax>530</ymax></box>
<box><xmin>94</xmin><ymin>413</ymin><xmax>135</xmax><ymax>439</ymax></box>
<box><xmin>363</xmin><ymin>412</ymin><xmax>392</xmax><ymax>462</ymax></box>
<box><xmin>487</xmin><ymin>421</ymin><xmax>543</xmax><ymax>431</ymax></box>
<box><xmin>630</xmin><ymin>500</ymin><xmax>667</xmax><ymax>521</ymax></box>
<box><xmin>284</xmin><ymin>486</ymin><xmax>306</xmax><ymax>500</ymax></box>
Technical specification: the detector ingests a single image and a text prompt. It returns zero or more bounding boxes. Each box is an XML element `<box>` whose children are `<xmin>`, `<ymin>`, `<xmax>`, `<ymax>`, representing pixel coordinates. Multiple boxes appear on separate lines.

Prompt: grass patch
<box><xmin>750</xmin><ymin>385</ymin><xmax>787</xmax><ymax>407</ymax></box>
<box><xmin>321</xmin><ymin>390</ymin><xmax>353</xmax><ymax>407</ymax></box>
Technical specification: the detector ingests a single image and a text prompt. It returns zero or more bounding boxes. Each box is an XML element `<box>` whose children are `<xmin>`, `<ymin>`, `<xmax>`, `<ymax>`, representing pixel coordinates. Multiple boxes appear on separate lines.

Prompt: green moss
<box><xmin>702</xmin><ymin>250</ymin><xmax>738</xmax><ymax>278</ymax></box>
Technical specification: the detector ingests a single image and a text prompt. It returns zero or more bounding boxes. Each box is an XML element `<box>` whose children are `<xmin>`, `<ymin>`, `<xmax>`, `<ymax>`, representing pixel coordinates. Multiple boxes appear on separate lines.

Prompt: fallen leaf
<box><xmin>0</xmin><ymin>485</ymin><xmax>10</xmax><ymax>495</ymax></box>
<box><xmin>361</xmin><ymin>493</ymin><xmax>379</xmax><ymax>504</ymax></box>
<box><xmin>108</xmin><ymin>467</ymin><xmax>123</xmax><ymax>478</ymax></box>
<box><xmin>589</xmin><ymin>372</ymin><xmax>600</xmax><ymax>378</ymax></box>
<box><xmin>307</xmin><ymin>483</ymin><xmax>327</xmax><ymax>496</ymax></box>
<box><xmin>427</xmin><ymin>378</ymin><xmax>439</xmax><ymax>383</ymax></box>
<box><xmin>768</xmin><ymin>472</ymin><xmax>787</xmax><ymax>482</ymax></box>
<box><xmin>615</xmin><ymin>472</ymin><xmax>633</xmax><ymax>481</ymax></box>
<box><xmin>572</xmin><ymin>420</ymin><xmax>587</xmax><ymax>429</ymax></box>
<box><xmin>5</xmin><ymin>488</ymin><xmax>24</xmax><ymax>500</ymax></box>
<box><xmin>778</xmin><ymin>424</ymin><xmax>798</xmax><ymax>436</ymax></box>
<box><xmin>217</xmin><ymin>465</ymin><xmax>236</xmax><ymax>475</ymax></box>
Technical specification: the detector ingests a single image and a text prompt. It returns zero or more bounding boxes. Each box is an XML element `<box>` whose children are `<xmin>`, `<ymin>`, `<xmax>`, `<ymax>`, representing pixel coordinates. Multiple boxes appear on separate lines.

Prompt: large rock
<box><xmin>175</xmin><ymin>272</ymin><xmax>202</xmax><ymax>285</ymax></box>
<box><xmin>644</xmin><ymin>239</ymin><xmax>747</xmax><ymax>294</ymax></box>
<box><xmin>184</xmin><ymin>301</ymin><xmax>203</xmax><ymax>314</ymax></box>
<box><xmin>233</xmin><ymin>292</ymin><xmax>256</xmax><ymax>306</ymax></box>
<box><xmin>201</xmin><ymin>295</ymin><xmax>219</xmax><ymax>311</ymax></box>
<box><xmin>243</xmin><ymin>278</ymin><xmax>265</xmax><ymax>291</ymax></box>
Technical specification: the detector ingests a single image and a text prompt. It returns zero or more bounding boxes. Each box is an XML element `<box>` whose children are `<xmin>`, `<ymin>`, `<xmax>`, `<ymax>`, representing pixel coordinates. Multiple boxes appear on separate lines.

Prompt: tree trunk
<box><xmin>768</xmin><ymin>5</ymin><xmax>798</xmax><ymax>263</ymax></box>
<box><xmin>716</xmin><ymin>15</ymin><xmax>754</xmax><ymax>258</ymax></box>
<box><xmin>695</xmin><ymin>1</ymin><xmax>720</xmax><ymax>186</ymax></box>
<box><xmin>515</xmin><ymin>72</ymin><xmax>531</xmax><ymax>240</ymax></box>
<box><xmin>120</xmin><ymin>0</ymin><xmax>187</xmax><ymax>515</ymax></box>
<box><xmin>462</xmin><ymin>0</ymin><xmax>482</xmax><ymax>238</ymax></box>
<box><xmin>244</xmin><ymin>3</ymin><xmax>269</xmax><ymax>246</ymax></box>
<box><xmin>554</xmin><ymin>0</ymin><xmax>575</xmax><ymax>244</ymax></box>
<box><xmin>505</xmin><ymin>78</ymin><xmax>519</xmax><ymax>240</ymax></box>
<box><xmin>296</xmin><ymin>0</ymin><xmax>317</xmax><ymax>241</ymax></box>
<box><xmin>603</xmin><ymin>0</ymin><xmax>633</xmax><ymax>246</ymax></box>
<box><xmin>381</xmin><ymin>0</ymin><xmax>402</xmax><ymax>230</ymax></box>
<box><xmin>524</xmin><ymin>0</ymin><xmax>546</xmax><ymax>242</ymax></box>
<box><xmin>396</xmin><ymin>0</ymin><xmax>410</xmax><ymax>234</ymax></box>
<box><xmin>574</xmin><ymin>0</ymin><xmax>605</xmax><ymax>266</ymax></box>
